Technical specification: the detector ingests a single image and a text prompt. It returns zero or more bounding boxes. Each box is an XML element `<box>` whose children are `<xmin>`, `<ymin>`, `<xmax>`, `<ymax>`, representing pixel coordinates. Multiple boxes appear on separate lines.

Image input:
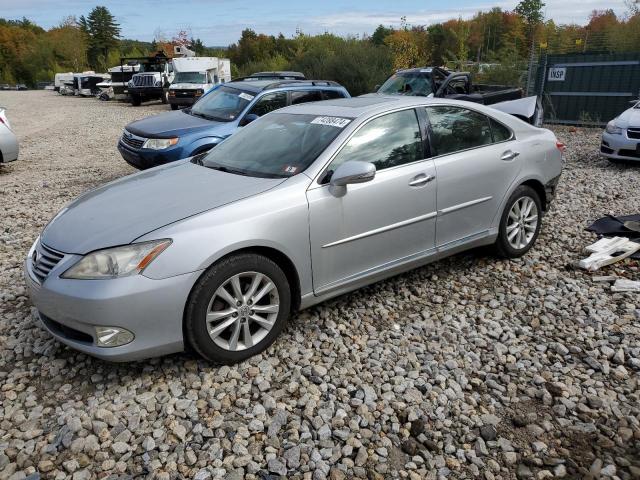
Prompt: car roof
<box><xmin>276</xmin><ymin>96</ymin><xmax>416</xmax><ymax>118</ymax></box>
<box><xmin>277</xmin><ymin>95</ymin><xmax>515</xmax><ymax>120</ymax></box>
<box><xmin>224</xmin><ymin>79</ymin><xmax>344</xmax><ymax>94</ymax></box>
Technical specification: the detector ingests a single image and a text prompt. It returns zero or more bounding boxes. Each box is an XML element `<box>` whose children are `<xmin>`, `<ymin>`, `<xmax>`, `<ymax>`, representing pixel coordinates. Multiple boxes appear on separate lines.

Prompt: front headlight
<box><xmin>62</xmin><ymin>239</ymin><xmax>171</xmax><ymax>279</ymax></box>
<box><xmin>605</xmin><ymin>120</ymin><xmax>622</xmax><ymax>135</ymax></box>
<box><xmin>143</xmin><ymin>138</ymin><xmax>179</xmax><ymax>150</ymax></box>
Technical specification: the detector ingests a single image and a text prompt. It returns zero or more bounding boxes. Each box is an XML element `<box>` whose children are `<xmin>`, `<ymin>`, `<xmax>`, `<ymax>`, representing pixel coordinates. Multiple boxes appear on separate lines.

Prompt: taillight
<box><xmin>556</xmin><ymin>141</ymin><xmax>566</xmax><ymax>152</ymax></box>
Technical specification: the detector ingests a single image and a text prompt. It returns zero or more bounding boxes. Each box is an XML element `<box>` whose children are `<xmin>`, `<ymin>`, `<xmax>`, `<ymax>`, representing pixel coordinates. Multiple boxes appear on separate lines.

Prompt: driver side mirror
<box><xmin>374</xmin><ymin>84</ymin><xmax>381</xmax><ymax>91</ymax></box>
<box><xmin>240</xmin><ymin>113</ymin><xmax>259</xmax><ymax>126</ymax></box>
<box><xmin>329</xmin><ymin>161</ymin><xmax>376</xmax><ymax>197</ymax></box>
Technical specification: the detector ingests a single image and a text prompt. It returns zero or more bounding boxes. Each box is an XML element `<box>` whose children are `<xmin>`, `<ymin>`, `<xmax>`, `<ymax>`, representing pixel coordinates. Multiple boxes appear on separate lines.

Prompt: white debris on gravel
<box><xmin>0</xmin><ymin>92</ymin><xmax>639</xmax><ymax>480</ymax></box>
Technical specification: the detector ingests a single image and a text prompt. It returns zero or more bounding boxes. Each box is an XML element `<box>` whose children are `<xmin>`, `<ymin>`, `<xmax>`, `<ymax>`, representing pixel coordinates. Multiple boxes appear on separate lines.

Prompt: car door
<box><xmin>307</xmin><ymin>108</ymin><xmax>438</xmax><ymax>294</ymax></box>
<box><xmin>424</xmin><ymin>105</ymin><xmax>521</xmax><ymax>247</ymax></box>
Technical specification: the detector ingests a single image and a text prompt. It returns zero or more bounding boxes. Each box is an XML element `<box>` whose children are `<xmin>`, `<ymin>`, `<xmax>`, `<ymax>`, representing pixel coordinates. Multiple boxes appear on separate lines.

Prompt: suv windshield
<box><xmin>194</xmin><ymin>113</ymin><xmax>350</xmax><ymax>178</ymax></box>
<box><xmin>175</xmin><ymin>72</ymin><xmax>206</xmax><ymax>84</ymax></box>
<box><xmin>378</xmin><ymin>71</ymin><xmax>434</xmax><ymax>96</ymax></box>
<box><xmin>190</xmin><ymin>85</ymin><xmax>254</xmax><ymax>122</ymax></box>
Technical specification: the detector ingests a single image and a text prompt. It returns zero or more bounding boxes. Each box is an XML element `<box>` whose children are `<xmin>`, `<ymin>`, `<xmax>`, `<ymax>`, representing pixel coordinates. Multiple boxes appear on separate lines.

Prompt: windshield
<box><xmin>175</xmin><ymin>72</ymin><xmax>206</xmax><ymax>84</ymax></box>
<box><xmin>194</xmin><ymin>113</ymin><xmax>350</xmax><ymax>178</ymax></box>
<box><xmin>139</xmin><ymin>62</ymin><xmax>165</xmax><ymax>73</ymax></box>
<box><xmin>190</xmin><ymin>85</ymin><xmax>254</xmax><ymax>122</ymax></box>
<box><xmin>378</xmin><ymin>71</ymin><xmax>433</xmax><ymax>96</ymax></box>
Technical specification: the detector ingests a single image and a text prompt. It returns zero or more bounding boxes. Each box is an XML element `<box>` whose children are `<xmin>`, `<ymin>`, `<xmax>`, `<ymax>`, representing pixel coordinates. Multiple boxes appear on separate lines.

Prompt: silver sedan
<box><xmin>25</xmin><ymin>97</ymin><xmax>564</xmax><ymax>363</ymax></box>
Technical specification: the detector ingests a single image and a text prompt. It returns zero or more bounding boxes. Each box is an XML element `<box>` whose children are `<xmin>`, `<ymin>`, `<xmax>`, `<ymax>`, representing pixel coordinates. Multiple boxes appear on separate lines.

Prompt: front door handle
<box><xmin>501</xmin><ymin>150</ymin><xmax>520</xmax><ymax>161</ymax></box>
<box><xmin>409</xmin><ymin>174</ymin><xmax>435</xmax><ymax>187</ymax></box>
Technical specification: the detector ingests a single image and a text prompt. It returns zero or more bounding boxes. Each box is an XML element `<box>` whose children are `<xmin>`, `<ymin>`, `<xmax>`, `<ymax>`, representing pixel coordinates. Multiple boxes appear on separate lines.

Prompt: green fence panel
<box><xmin>534</xmin><ymin>52</ymin><xmax>640</xmax><ymax>126</ymax></box>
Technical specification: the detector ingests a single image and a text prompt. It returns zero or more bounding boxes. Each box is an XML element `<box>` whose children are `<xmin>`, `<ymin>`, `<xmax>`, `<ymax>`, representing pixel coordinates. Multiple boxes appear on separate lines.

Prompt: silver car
<box><xmin>601</xmin><ymin>101</ymin><xmax>640</xmax><ymax>162</ymax></box>
<box><xmin>0</xmin><ymin>107</ymin><xmax>19</xmax><ymax>164</ymax></box>
<box><xmin>25</xmin><ymin>97</ymin><xmax>564</xmax><ymax>363</ymax></box>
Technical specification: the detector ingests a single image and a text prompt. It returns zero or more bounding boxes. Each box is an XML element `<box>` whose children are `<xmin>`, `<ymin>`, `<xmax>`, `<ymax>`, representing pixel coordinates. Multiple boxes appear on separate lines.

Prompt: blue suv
<box><xmin>118</xmin><ymin>79</ymin><xmax>350</xmax><ymax>169</ymax></box>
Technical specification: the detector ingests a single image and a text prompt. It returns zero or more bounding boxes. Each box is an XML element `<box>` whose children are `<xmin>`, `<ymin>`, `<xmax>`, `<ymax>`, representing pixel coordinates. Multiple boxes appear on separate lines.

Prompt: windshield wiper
<box><xmin>206</xmin><ymin>163</ymin><xmax>250</xmax><ymax>176</ymax></box>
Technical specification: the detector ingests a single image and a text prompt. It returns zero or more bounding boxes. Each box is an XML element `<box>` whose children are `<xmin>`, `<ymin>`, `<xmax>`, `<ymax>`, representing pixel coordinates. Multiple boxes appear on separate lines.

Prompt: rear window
<box><xmin>291</xmin><ymin>90</ymin><xmax>323</xmax><ymax>104</ymax></box>
<box><xmin>323</xmin><ymin>89</ymin><xmax>346</xmax><ymax>99</ymax></box>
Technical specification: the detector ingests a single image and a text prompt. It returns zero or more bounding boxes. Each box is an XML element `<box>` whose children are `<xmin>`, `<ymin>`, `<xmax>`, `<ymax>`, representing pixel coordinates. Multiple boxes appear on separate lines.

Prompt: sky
<box><xmin>0</xmin><ymin>0</ymin><xmax>631</xmax><ymax>46</ymax></box>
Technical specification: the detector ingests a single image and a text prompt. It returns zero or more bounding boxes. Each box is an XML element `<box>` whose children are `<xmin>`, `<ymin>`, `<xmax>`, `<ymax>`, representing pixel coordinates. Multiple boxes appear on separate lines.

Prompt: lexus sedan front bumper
<box><xmin>24</xmin><ymin>245</ymin><xmax>201</xmax><ymax>361</ymax></box>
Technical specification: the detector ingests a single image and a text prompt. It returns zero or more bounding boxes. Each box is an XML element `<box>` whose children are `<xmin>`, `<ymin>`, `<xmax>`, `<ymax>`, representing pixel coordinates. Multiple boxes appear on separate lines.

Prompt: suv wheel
<box><xmin>494</xmin><ymin>185</ymin><xmax>542</xmax><ymax>258</ymax></box>
<box><xmin>185</xmin><ymin>253</ymin><xmax>291</xmax><ymax>364</ymax></box>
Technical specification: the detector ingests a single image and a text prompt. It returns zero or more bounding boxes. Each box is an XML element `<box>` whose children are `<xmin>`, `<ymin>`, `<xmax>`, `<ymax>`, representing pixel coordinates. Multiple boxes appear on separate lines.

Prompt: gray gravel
<box><xmin>0</xmin><ymin>91</ymin><xmax>639</xmax><ymax>480</ymax></box>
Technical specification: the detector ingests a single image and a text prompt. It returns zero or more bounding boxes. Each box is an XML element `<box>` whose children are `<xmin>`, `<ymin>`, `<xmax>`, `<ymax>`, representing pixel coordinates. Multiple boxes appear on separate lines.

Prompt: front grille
<box><xmin>32</xmin><ymin>241</ymin><xmax>65</xmax><ymax>283</ymax></box>
<box><xmin>121</xmin><ymin>131</ymin><xmax>145</xmax><ymax>149</ymax></box>
<box><xmin>627</xmin><ymin>128</ymin><xmax>640</xmax><ymax>140</ymax></box>
<box><xmin>172</xmin><ymin>89</ymin><xmax>196</xmax><ymax>98</ymax></box>
<box><xmin>132</xmin><ymin>75</ymin><xmax>156</xmax><ymax>87</ymax></box>
<box><xmin>618</xmin><ymin>149</ymin><xmax>640</xmax><ymax>159</ymax></box>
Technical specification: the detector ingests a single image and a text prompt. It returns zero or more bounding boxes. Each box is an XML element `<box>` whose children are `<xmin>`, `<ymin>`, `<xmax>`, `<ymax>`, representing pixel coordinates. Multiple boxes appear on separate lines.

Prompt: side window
<box><xmin>248</xmin><ymin>92</ymin><xmax>288</xmax><ymax>117</ymax></box>
<box><xmin>425</xmin><ymin>106</ymin><xmax>492</xmax><ymax>156</ymax></box>
<box><xmin>490</xmin><ymin>118</ymin><xmax>512</xmax><ymax>142</ymax></box>
<box><xmin>322</xmin><ymin>89</ymin><xmax>345</xmax><ymax>100</ymax></box>
<box><xmin>291</xmin><ymin>90</ymin><xmax>323</xmax><ymax>105</ymax></box>
<box><xmin>327</xmin><ymin>109</ymin><xmax>424</xmax><ymax>175</ymax></box>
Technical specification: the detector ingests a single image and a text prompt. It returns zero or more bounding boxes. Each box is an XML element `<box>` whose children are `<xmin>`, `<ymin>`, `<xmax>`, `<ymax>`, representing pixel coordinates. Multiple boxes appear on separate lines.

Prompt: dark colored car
<box><xmin>118</xmin><ymin>79</ymin><xmax>350</xmax><ymax>169</ymax></box>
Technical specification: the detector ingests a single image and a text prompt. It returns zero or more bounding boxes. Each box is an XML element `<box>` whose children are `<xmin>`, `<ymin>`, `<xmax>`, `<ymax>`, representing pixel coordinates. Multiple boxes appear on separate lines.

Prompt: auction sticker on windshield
<box><xmin>238</xmin><ymin>92</ymin><xmax>255</xmax><ymax>101</ymax></box>
<box><xmin>310</xmin><ymin>116</ymin><xmax>351</xmax><ymax>128</ymax></box>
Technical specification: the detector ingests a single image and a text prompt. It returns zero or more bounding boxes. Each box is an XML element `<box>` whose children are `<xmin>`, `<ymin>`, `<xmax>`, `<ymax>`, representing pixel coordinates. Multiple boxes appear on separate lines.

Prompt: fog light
<box><xmin>95</xmin><ymin>326</ymin><xmax>134</xmax><ymax>347</ymax></box>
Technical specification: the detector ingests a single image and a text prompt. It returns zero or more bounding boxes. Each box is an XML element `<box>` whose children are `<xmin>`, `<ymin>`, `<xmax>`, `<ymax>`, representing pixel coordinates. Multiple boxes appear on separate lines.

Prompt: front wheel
<box><xmin>131</xmin><ymin>94</ymin><xmax>141</xmax><ymax>106</ymax></box>
<box><xmin>494</xmin><ymin>185</ymin><xmax>542</xmax><ymax>258</ymax></box>
<box><xmin>170</xmin><ymin>104</ymin><xmax>178</xmax><ymax>110</ymax></box>
<box><xmin>184</xmin><ymin>253</ymin><xmax>291</xmax><ymax>364</ymax></box>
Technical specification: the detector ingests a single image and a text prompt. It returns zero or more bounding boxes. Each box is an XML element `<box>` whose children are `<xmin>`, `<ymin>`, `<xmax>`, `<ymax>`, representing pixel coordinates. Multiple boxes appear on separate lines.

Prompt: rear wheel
<box><xmin>494</xmin><ymin>185</ymin><xmax>542</xmax><ymax>258</ymax></box>
<box><xmin>185</xmin><ymin>253</ymin><xmax>291</xmax><ymax>364</ymax></box>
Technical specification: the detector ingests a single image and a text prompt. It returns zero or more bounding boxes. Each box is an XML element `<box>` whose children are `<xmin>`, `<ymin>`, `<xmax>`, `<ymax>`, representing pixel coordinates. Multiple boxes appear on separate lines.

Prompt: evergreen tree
<box><xmin>79</xmin><ymin>6</ymin><xmax>120</xmax><ymax>70</ymax></box>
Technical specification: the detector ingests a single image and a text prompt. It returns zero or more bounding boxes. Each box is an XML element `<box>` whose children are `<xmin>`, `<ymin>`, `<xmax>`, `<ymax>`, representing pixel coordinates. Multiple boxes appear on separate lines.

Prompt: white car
<box><xmin>0</xmin><ymin>108</ymin><xmax>18</xmax><ymax>164</ymax></box>
<box><xmin>601</xmin><ymin>101</ymin><xmax>640</xmax><ymax>162</ymax></box>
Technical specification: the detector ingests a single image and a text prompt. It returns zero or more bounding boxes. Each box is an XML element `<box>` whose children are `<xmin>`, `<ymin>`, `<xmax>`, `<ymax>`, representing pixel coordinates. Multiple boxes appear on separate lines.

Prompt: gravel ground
<box><xmin>0</xmin><ymin>91</ymin><xmax>639</xmax><ymax>480</ymax></box>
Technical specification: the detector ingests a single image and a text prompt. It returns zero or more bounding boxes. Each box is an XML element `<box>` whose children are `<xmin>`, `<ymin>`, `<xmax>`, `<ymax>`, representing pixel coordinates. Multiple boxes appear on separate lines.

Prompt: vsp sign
<box><xmin>548</xmin><ymin>67</ymin><xmax>566</xmax><ymax>82</ymax></box>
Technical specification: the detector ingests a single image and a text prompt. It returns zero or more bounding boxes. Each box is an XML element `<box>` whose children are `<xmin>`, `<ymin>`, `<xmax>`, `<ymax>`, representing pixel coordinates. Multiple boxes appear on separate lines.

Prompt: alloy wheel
<box><xmin>506</xmin><ymin>196</ymin><xmax>539</xmax><ymax>250</ymax></box>
<box><xmin>205</xmin><ymin>271</ymin><xmax>280</xmax><ymax>351</ymax></box>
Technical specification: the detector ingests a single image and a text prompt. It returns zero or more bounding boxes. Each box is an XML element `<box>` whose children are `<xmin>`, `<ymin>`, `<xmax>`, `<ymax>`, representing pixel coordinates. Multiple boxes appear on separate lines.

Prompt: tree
<box><xmin>371</xmin><ymin>25</ymin><xmax>393</xmax><ymax>46</ymax></box>
<box><xmin>79</xmin><ymin>6</ymin><xmax>120</xmax><ymax>70</ymax></box>
<box><xmin>515</xmin><ymin>0</ymin><xmax>545</xmax><ymax>28</ymax></box>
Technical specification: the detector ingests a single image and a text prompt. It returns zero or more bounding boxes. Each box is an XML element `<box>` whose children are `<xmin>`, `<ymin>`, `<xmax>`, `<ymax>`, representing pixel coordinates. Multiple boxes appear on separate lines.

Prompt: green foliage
<box><xmin>1</xmin><ymin>3</ymin><xmax>640</xmax><ymax>90</ymax></box>
<box><xmin>79</xmin><ymin>6</ymin><xmax>121</xmax><ymax>71</ymax></box>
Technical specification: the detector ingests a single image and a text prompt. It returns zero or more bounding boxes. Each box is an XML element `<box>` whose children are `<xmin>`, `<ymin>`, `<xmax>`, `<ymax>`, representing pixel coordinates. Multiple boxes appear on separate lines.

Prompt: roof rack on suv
<box><xmin>263</xmin><ymin>80</ymin><xmax>341</xmax><ymax>89</ymax></box>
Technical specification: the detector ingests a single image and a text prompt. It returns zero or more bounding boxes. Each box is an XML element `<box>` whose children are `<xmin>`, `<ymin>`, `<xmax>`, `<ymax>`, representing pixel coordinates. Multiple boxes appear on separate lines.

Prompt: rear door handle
<box><xmin>409</xmin><ymin>174</ymin><xmax>435</xmax><ymax>187</ymax></box>
<box><xmin>501</xmin><ymin>150</ymin><xmax>520</xmax><ymax>161</ymax></box>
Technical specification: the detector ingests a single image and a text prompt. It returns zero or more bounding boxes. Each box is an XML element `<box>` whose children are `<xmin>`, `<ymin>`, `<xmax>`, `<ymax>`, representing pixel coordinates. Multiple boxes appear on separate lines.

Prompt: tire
<box><xmin>131</xmin><ymin>94</ymin><xmax>141</xmax><ymax>106</ymax></box>
<box><xmin>494</xmin><ymin>185</ymin><xmax>542</xmax><ymax>258</ymax></box>
<box><xmin>170</xmin><ymin>104</ymin><xmax>178</xmax><ymax>111</ymax></box>
<box><xmin>185</xmin><ymin>253</ymin><xmax>291</xmax><ymax>364</ymax></box>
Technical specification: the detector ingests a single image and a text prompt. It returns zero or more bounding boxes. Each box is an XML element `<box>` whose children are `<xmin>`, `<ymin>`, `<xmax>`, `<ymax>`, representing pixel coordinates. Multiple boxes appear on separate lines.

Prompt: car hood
<box><xmin>615</xmin><ymin>105</ymin><xmax>640</xmax><ymax>128</ymax></box>
<box><xmin>125</xmin><ymin>110</ymin><xmax>228</xmax><ymax>138</ymax></box>
<box><xmin>42</xmin><ymin>161</ymin><xmax>285</xmax><ymax>254</ymax></box>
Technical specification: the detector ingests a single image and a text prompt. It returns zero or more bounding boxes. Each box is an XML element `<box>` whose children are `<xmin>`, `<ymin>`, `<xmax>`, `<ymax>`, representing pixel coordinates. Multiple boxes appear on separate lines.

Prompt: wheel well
<box><xmin>192</xmin><ymin>144</ymin><xmax>215</xmax><ymax>156</ymax></box>
<box><xmin>194</xmin><ymin>246</ymin><xmax>302</xmax><ymax>314</ymax></box>
<box><xmin>521</xmin><ymin>179</ymin><xmax>546</xmax><ymax>211</ymax></box>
